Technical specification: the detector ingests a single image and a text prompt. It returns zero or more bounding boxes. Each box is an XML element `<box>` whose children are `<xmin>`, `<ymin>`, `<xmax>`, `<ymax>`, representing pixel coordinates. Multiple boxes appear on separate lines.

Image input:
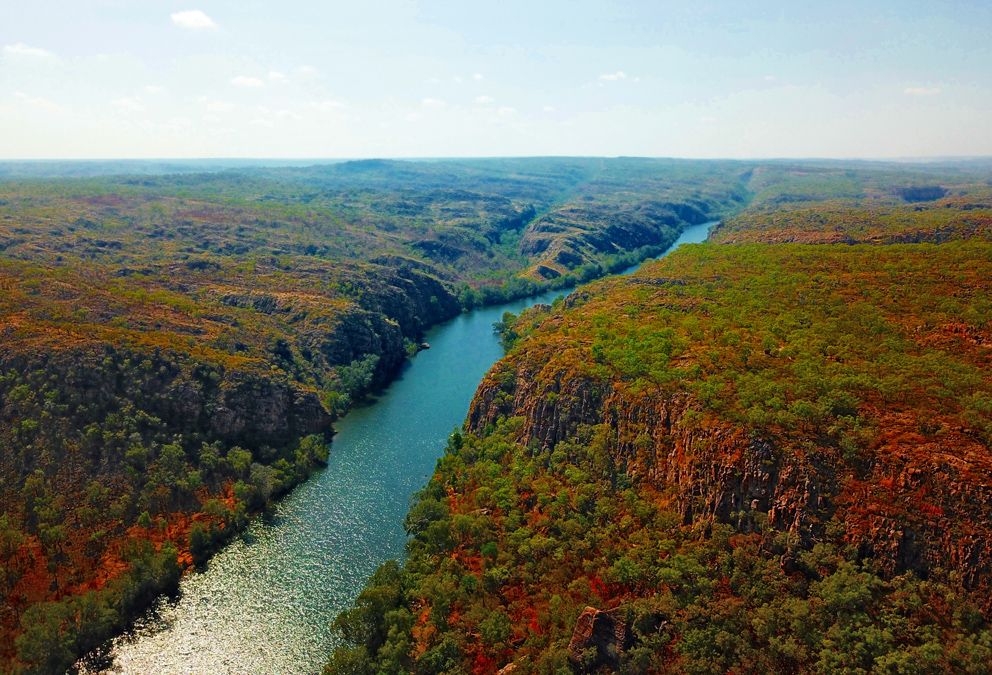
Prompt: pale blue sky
<box><xmin>1</xmin><ymin>0</ymin><xmax>989</xmax><ymax>158</ymax></box>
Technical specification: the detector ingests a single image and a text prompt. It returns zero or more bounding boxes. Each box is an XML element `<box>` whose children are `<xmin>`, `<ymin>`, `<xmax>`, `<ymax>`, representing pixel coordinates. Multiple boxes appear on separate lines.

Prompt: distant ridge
<box><xmin>2</xmin><ymin>156</ymin><xmax>991</xmax><ymax>179</ymax></box>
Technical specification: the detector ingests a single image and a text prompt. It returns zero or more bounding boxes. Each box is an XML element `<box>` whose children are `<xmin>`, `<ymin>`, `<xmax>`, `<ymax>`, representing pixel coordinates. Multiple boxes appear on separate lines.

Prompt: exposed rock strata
<box><xmin>467</xmin><ymin>348</ymin><xmax>992</xmax><ymax>598</ymax></box>
<box><xmin>566</xmin><ymin>607</ymin><xmax>634</xmax><ymax>672</ymax></box>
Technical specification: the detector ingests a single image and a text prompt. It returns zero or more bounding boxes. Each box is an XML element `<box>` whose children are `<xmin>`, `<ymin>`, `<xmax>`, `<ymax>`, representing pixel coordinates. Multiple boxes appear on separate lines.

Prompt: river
<box><xmin>79</xmin><ymin>220</ymin><xmax>716</xmax><ymax>675</ymax></box>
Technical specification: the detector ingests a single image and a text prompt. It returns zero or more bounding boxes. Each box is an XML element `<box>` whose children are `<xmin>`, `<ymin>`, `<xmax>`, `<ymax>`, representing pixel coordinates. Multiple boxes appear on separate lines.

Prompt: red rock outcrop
<box><xmin>468</xmin><ymin>336</ymin><xmax>992</xmax><ymax>602</ymax></box>
<box><xmin>566</xmin><ymin>607</ymin><xmax>634</xmax><ymax>672</ymax></box>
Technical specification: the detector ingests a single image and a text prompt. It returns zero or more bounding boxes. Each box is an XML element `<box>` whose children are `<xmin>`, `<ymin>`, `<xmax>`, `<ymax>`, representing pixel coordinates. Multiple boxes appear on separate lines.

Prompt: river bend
<box><xmin>80</xmin><ymin>221</ymin><xmax>716</xmax><ymax>675</ymax></box>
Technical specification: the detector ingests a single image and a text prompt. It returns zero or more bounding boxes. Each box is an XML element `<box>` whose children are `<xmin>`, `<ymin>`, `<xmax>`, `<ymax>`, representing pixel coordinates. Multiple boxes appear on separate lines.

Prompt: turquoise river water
<box><xmin>79</xmin><ymin>221</ymin><xmax>716</xmax><ymax>675</ymax></box>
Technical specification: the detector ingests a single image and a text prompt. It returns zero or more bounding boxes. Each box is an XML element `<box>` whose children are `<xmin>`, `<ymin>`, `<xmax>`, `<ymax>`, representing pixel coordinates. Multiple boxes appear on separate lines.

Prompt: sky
<box><xmin>1</xmin><ymin>0</ymin><xmax>990</xmax><ymax>159</ymax></box>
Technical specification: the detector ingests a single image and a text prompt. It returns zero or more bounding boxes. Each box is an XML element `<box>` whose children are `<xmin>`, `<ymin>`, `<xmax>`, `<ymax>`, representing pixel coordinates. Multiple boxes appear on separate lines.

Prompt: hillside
<box><xmin>0</xmin><ymin>157</ymin><xmax>751</xmax><ymax>672</ymax></box>
<box><xmin>3</xmin><ymin>157</ymin><xmax>992</xmax><ymax>672</ymax></box>
<box><xmin>328</xmin><ymin>241</ymin><xmax>992</xmax><ymax>674</ymax></box>
<box><xmin>0</xmin><ymin>157</ymin><xmax>748</xmax><ymax>286</ymax></box>
<box><xmin>711</xmin><ymin>163</ymin><xmax>992</xmax><ymax>246</ymax></box>
<box><xmin>0</xmin><ymin>255</ymin><xmax>463</xmax><ymax>671</ymax></box>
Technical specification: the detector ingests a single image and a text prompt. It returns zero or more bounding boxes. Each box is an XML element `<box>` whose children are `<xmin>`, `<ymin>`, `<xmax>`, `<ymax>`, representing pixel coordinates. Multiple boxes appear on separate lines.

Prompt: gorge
<box><xmin>76</xmin><ymin>223</ymin><xmax>717</xmax><ymax>674</ymax></box>
<box><xmin>3</xmin><ymin>157</ymin><xmax>992</xmax><ymax>674</ymax></box>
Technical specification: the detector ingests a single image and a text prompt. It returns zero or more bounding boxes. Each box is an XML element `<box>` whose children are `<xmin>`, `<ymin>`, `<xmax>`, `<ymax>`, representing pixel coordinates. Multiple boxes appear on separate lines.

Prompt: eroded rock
<box><xmin>567</xmin><ymin>607</ymin><xmax>634</xmax><ymax>672</ymax></box>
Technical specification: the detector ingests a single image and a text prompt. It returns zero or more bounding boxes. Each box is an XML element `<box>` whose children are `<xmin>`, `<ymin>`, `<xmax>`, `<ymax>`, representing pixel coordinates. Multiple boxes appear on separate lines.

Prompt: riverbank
<box><xmin>77</xmin><ymin>220</ymin><xmax>717</xmax><ymax>674</ymax></box>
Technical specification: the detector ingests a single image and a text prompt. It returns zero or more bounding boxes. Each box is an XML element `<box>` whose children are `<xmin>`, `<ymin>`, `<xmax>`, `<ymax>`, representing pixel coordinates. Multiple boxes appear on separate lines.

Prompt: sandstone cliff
<box><xmin>468</xmin><ymin>243</ymin><xmax>992</xmax><ymax>603</ymax></box>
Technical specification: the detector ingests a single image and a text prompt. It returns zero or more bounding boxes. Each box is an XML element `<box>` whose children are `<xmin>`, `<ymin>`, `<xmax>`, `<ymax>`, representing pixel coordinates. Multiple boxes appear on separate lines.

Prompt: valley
<box><xmin>1</xmin><ymin>158</ymin><xmax>991</xmax><ymax>674</ymax></box>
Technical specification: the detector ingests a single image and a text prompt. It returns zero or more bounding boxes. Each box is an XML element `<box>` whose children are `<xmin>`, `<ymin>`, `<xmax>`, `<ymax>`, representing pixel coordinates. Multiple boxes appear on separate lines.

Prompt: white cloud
<box><xmin>699</xmin><ymin>116</ymin><xmax>718</xmax><ymax>123</ymax></box>
<box><xmin>162</xmin><ymin>117</ymin><xmax>191</xmax><ymax>132</ymax></box>
<box><xmin>905</xmin><ymin>87</ymin><xmax>941</xmax><ymax>96</ymax></box>
<box><xmin>111</xmin><ymin>97</ymin><xmax>145</xmax><ymax>111</ymax></box>
<box><xmin>171</xmin><ymin>10</ymin><xmax>216</xmax><ymax>30</ymax></box>
<box><xmin>251</xmin><ymin>118</ymin><xmax>275</xmax><ymax>127</ymax></box>
<box><xmin>497</xmin><ymin>106</ymin><xmax>517</xmax><ymax>116</ymax></box>
<box><xmin>542</xmin><ymin>106</ymin><xmax>555</xmax><ymax>112</ymax></box>
<box><xmin>312</xmin><ymin>100</ymin><xmax>344</xmax><ymax>112</ymax></box>
<box><xmin>232</xmin><ymin>76</ymin><xmax>263</xmax><ymax>87</ymax></box>
<box><xmin>269</xmin><ymin>71</ymin><xmax>286</xmax><ymax>81</ymax></box>
<box><xmin>422</xmin><ymin>98</ymin><xmax>446</xmax><ymax>106</ymax></box>
<box><xmin>473</xmin><ymin>73</ymin><xmax>483</xmax><ymax>81</ymax></box>
<box><xmin>206</xmin><ymin>101</ymin><xmax>235</xmax><ymax>112</ymax></box>
<box><xmin>428</xmin><ymin>77</ymin><xmax>441</xmax><ymax>83</ymax></box>
<box><xmin>453</xmin><ymin>76</ymin><xmax>462</xmax><ymax>83</ymax></box>
<box><xmin>3</xmin><ymin>43</ymin><xmax>55</xmax><ymax>58</ymax></box>
<box><xmin>298</xmin><ymin>65</ymin><xmax>318</xmax><ymax>74</ymax></box>
<box><xmin>276</xmin><ymin>109</ymin><xmax>299</xmax><ymax>119</ymax></box>
<box><xmin>13</xmin><ymin>91</ymin><xmax>66</xmax><ymax>112</ymax></box>
<box><xmin>203</xmin><ymin>114</ymin><xmax>221</xmax><ymax>122</ymax></box>
<box><xmin>475</xmin><ymin>95</ymin><xmax>495</xmax><ymax>104</ymax></box>
<box><xmin>600</xmin><ymin>71</ymin><xmax>627</xmax><ymax>81</ymax></box>
<box><xmin>145</xmin><ymin>85</ymin><xmax>165</xmax><ymax>94</ymax></box>
<box><xmin>764</xmin><ymin>75</ymin><xmax>776</xmax><ymax>81</ymax></box>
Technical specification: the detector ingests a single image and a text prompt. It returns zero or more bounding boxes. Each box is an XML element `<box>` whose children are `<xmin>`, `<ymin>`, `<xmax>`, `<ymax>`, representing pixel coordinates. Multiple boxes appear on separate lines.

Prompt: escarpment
<box><xmin>519</xmin><ymin>200</ymin><xmax>706</xmax><ymax>278</ymax></box>
<box><xmin>0</xmin><ymin>255</ymin><xmax>462</xmax><ymax>668</ymax></box>
<box><xmin>214</xmin><ymin>262</ymin><xmax>461</xmax><ymax>387</ymax></box>
<box><xmin>331</xmin><ymin>241</ymin><xmax>992</xmax><ymax>675</ymax></box>
<box><xmin>468</xmin><ymin>242</ymin><xmax>992</xmax><ymax>599</ymax></box>
<box><xmin>327</xmin><ymin>166</ymin><xmax>992</xmax><ymax>675</ymax></box>
<box><xmin>0</xmin><ymin>258</ymin><xmax>462</xmax><ymax>490</ymax></box>
<box><xmin>297</xmin><ymin>266</ymin><xmax>461</xmax><ymax>384</ymax></box>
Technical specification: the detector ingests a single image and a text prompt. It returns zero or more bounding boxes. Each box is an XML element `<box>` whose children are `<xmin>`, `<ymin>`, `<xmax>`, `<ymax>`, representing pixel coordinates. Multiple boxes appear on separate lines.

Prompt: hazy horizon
<box><xmin>3</xmin><ymin>0</ymin><xmax>991</xmax><ymax>160</ymax></box>
<box><xmin>3</xmin><ymin>154</ymin><xmax>992</xmax><ymax>162</ymax></box>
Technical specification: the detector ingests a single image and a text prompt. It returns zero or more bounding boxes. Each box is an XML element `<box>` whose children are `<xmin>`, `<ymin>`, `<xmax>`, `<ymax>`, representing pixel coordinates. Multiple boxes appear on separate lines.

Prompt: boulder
<box><xmin>567</xmin><ymin>607</ymin><xmax>633</xmax><ymax>672</ymax></box>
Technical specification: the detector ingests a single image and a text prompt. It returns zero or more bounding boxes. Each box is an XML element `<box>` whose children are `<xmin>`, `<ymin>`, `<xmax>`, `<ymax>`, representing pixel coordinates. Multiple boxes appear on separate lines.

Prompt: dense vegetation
<box><xmin>0</xmin><ymin>157</ymin><xmax>752</xmax><ymax>673</ymax></box>
<box><xmin>327</xmin><ymin>156</ymin><xmax>992</xmax><ymax>675</ymax></box>
<box><xmin>712</xmin><ymin>163</ymin><xmax>992</xmax><ymax>245</ymax></box>
<box><xmin>328</xmin><ymin>241</ymin><xmax>992</xmax><ymax>674</ymax></box>
<box><xmin>0</xmin><ymin>157</ymin><xmax>748</xmax><ymax>285</ymax></box>
<box><xmin>4</xmin><ymin>157</ymin><xmax>992</xmax><ymax>673</ymax></box>
<box><xmin>0</xmin><ymin>255</ymin><xmax>460</xmax><ymax>672</ymax></box>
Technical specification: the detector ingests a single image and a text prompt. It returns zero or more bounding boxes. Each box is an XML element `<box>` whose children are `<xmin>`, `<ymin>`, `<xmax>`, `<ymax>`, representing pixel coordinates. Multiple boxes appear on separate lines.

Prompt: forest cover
<box><xmin>332</xmin><ymin>242</ymin><xmax>992</xmax><ymax>675</ymax></box>
<box><xmin>2</xmin><ymin>157</ymin><xmax>992</xmax><ymax>673</ymax></box>
<box><xmin>328</xmin><ymin>163</ymin><xmax>992</xmax><ymax>675</ymax></box>
<box><xmin>712</xmin><ymin>163</ymin><xmax>992</xmax><ymax>245</ymax></box>
<box><xmin>0</xmin><ymin>157</ymin><xmax>753</xmax><ymax>673</ymax></box>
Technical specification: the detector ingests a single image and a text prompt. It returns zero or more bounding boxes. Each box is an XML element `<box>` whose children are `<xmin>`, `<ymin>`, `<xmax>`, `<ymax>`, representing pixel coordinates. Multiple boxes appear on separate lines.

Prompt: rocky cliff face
<box><xmin>0</xmin><ymin>256</ymin><xmax>465</xmax><ymax>666</ymax></box>
<box><xmin>325</xmin><ymin>242</ymin><xmax>992</xmax><ymax>675</ymax></box>
<box><xmin>3</xmin><ymin>261</ymin><xmax>463</xmax><ymax>473</ymax></box>
<box><xmin>469</xmin><ymin>354</ymin><xmax>992</xmax><ymax>597</ymax></box>
<box><xmin>352</xmin><ymin>266</ymin><xmax>461</xmax><ymax>381</ymax></box>
<box><xmin>519</xmin><ymin>202</ymin><xmax>690</xmax><ymax>276</ymax></box>
<box><xmin>206</xmin><ymin>372</ymin><xmax>331</xmax><ymax>445</ymax></box>
<box><xmin>567</xmin><ymin>607</ymin><xmax>634</xmax><ymax>670</ymax></box>
<box><xmin>218</xmin><ymin>263</ymin><xmax>461</xmax><ymax>388</ymax></box>
<box><xmin>468</xmin><ymin>245</ymin><xmax>992</xmax><ymax>604</ymax></box>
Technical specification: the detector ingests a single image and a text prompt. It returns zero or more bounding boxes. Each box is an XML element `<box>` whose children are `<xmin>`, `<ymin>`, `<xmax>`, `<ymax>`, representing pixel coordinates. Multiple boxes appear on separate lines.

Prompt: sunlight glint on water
<box><xmin>80</xmin><ymin>221</ymin><xmax>716</xmax><ymax>675</ymax></box>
